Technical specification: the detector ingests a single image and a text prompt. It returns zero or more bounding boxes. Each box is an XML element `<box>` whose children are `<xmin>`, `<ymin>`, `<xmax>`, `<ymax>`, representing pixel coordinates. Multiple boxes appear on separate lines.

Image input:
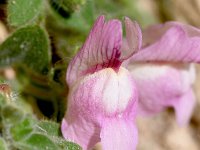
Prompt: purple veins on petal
<box><xmin>67</xmin><ymin>15</ymin><xmax>142</xmax><ymax>87</ymax></box>
<box><xmin>66</xmin><ymin>16</ymin><xmax>123</xmax><ymax>86</ymax></box>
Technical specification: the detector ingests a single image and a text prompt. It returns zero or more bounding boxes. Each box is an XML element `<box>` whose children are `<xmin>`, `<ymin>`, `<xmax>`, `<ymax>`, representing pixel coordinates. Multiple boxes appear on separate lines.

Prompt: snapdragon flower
<box><xmin>61</xmin><ymin>16</ymin><xmax>142</xmax><ymax>150</ymax></box>
<box><xmin>127</xmin><ymin>22</ymin><xmax>200</xmax><ymax>126</ymax></box>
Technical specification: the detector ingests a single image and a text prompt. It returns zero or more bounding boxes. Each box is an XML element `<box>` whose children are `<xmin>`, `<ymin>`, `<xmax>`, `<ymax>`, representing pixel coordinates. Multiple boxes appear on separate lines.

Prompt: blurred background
<box><xmin>0</xmin><ymin>0</ymin><xmax>200</xmax><ymax>149</ymax></box>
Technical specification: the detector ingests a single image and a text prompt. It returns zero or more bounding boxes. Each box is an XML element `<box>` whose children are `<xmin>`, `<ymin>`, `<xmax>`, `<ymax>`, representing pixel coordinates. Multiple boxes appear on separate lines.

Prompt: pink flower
<box><xmin>127</xmin><ymin>22</ymin><xmax>200</xmax><ymax>126</ymax></box>
<box><xmin>61</xmin><ymin>16</ymin><xmax>142</xmax><ymax>150</ymax></box>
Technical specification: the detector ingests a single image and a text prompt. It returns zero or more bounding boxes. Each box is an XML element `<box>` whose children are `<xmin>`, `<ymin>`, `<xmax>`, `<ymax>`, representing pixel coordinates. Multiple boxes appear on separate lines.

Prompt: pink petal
<box><xmin>100</xmin><ymin>118</ymin><xmax>138</xmax><ymax>150</ymax></box>
<box><xmin>121</xmin><ymin>17</ymin><xmax>142</xmax><ymax>60</ymax></box>
<box><xmin>67</xmin><ymin>16</ymin><xmax>123</xmax><ymax>86</ymax></box>
<box><xmin>61</xmin><ymin>116</ymin><xmax>100</xmax><ymax>150</ymax></box>
<box><xmin>143</xmin><ymin>22</ymin><xmax>200</xmax><ymax>46</ymax></box>
<box><xmin>131</xmin><ymin>22</ymin><xmax>200</xmax><ymax>63</ymax></box>
<box><xmin>128</xmin><ymin>63</ymin><xmax>195</xmax><ymax>123</ymax></box>
<box><xmin>62</xmin><ymin>67</ymin><xmax>138</xmax><ymax>149</ymax></box>
<box><xmin>172</xmin><ymin>89</ymin><xmax>195</xmax><ymax>126</ymax></box>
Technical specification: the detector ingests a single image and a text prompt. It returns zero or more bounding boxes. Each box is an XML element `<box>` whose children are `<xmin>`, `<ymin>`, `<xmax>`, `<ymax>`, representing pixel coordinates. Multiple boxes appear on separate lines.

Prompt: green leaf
<box><xmin>35</xmin><ymin>120</ymin><xmax>82</xmax><ymax>149</ymax></box>
<box><xmin>18</xmin><ymin>133</ymin><xmax>59</xmax><ymax>150</ymax></box>
<box><xmin>56</xmin><ymin>139</ymin><xmax>82</xmax><ymax>150</ymax></box>
<box><xmin>7</xmin><ymin>0</ymin><xmax>43</xmax><ymax>27</ymax></box>
<box><xmin>36</xmin><ymin>120</ymin><xmax>82</xmax><ymax>149</ymax></box>
<box><xmin>36</xmin><ymin>120</ymin><xmax>60</xmax><ymax>136</ymax></box>
<box><xmin>0</xmin><ymin>138</ymin><xmax>8</xmax><ymax>150</ymax></box>
<box><xmin>0</xmin><ymin>26</ymin><xmax>51</xmax><ymax>75</ymax></box>
<box><xmin>0</xmin><ymin>94</ymin><xmax>6</xmax><ymax>108</ymax></box>
<box><xmin>50</xmin><ymin>0</ymin><xmax>86</xmax><ymax>17</ymax></box>
<box><xmin>1</xmin><ymin>104</ymin><xmax>24</xmax><ymax>125</ymax></box>
<box><xmin>10</xmin><ymin>117</ymin><xmax>36</xmax><ymax>141</ymax></box>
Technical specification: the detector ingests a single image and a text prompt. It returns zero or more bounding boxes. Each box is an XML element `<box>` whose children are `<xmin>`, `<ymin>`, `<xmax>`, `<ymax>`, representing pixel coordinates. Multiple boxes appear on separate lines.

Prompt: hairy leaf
<box><xmin>0</xmin><ymin>26</ymin><xmax>51</xmax><ymax>75</ymax></box>
<box><xmin>7</xmin><ymin>0</ymin><xmax>43</xmax><ymax>27</ymax></box>
<box><xmin>18</xmin><ymin>133</ymin><xmax>59</xmax><ymax>150</ymax></box>
<box><xmin>0</xmin><ymin>138</ymin><xmax>7</xmax><ymax>150</ymax></box>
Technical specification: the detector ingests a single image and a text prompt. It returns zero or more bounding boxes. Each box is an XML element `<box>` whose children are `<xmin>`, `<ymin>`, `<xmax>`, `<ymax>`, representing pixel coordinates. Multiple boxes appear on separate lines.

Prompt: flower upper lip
<box><xmin>66</xmin><ymin>15</ymin><xmax>142</xmax><ymax>87</ymax></box>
